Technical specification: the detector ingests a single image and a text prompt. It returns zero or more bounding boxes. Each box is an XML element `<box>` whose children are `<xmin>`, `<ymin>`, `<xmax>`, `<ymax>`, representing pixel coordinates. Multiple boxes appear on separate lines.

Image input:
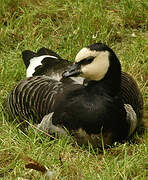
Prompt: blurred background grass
<box><xmin>0</xmin><ymin>0</ymin><xmax>148</xmax><ymax>179</ymax></box>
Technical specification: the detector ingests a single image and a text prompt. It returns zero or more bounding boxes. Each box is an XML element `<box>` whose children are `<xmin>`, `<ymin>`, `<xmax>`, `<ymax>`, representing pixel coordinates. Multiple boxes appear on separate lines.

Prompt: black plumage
<box><xmin>5</xmin><ymin>43</ymin><xmax>144</xmax><ymax>147</ymax></box>
<box><xmin>7</xmin><ymin>75</ymin><xmax>129</xmax><ymax>144</ymax></box>
<box><xmin>22</xmin><ymin>45</ymin><xmax>143</xmax><ymax>121</ymax></box>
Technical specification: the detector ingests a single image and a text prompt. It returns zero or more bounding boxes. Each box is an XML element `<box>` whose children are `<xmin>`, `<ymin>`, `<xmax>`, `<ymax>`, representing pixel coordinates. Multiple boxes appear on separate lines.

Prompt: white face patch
<box><xmin>75</xmin><ymin>47</ymin><xmax>98</xmax><ymax>62</ymax></box>
<box><xmin>76</xmin><ymin>50</ymin><xmax>110</xmax><ymax>81</ymax></box>
<box><xmin>26</xmin><ymin>55</ymin><xmax>57</xmax><ymax>77</ymax></box>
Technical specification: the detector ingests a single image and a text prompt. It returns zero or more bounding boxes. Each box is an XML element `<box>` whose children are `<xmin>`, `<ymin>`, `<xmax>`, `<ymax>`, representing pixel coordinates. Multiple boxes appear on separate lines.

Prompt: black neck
<box><xmin>85</xmin><ymin>53</ymin><xmax>121</xmax><ymax>97</ymax></box>
<box><xmin>85</xmin><ymin>78</ymin><xmax>120</xmax><ymax>97</ymax></box>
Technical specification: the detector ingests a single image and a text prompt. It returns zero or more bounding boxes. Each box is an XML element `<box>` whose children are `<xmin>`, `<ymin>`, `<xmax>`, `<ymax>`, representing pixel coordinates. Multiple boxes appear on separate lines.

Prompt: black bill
<box><xmin>62</xmin><ymin>63</ymin><xmax>81</xmax><ymax>78</ymax></box>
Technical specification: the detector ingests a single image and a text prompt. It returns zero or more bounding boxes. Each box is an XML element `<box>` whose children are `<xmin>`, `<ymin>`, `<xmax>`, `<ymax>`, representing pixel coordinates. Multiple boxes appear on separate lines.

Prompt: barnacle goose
<box><xmin>22</xmin><ymin>44</ymin><xmax>143</xmax><ymax>125</ymax></box>
<box><xmin>5</xmin><ymin>43</ymin><xmax>143</xmax><ymax>147</ymax></box>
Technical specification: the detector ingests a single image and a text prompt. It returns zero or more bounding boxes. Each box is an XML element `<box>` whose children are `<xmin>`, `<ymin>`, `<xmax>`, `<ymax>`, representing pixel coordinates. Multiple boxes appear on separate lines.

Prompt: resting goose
<box><xmin>5</xmin><ymin>43</ymin><xmax>143</xmax><ymax>147</ymax></box>
<box><xmin>22</xmin><ymin>45</ymin><xmax>143</xmax><ymax>121</ymax></box>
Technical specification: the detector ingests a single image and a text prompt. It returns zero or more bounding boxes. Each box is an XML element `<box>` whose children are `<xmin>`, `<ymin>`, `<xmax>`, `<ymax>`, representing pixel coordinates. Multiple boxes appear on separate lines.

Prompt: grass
<box><xmin>0</xmin><ymin>0</ymin><xmax>148</xmax><ymax>179</ymax></box>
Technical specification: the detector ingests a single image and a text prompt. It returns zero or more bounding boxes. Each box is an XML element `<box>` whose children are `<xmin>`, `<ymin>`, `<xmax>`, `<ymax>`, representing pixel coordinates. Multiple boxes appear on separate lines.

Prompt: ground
<box><xmin>0</xmin><ymin>0</ymin><xmax>148</xmax><ymax>179</ymax></box>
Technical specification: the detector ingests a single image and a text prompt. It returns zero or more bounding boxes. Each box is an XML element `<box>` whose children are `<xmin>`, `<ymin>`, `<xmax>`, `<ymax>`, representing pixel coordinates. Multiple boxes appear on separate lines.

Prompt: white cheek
<box><xmin>81</xmin><ymin>52</ymin><xmax>110</xmax><ymax>81</ymax></box>
<box><xmin>75</xmin><ymin>48</ymin><xmax>98</xmax><ymax>62</ymax></box>
<box><xmin>26</xmin><ymin>55</ymin><xmax>57</xmax><ymax>77</ymax></box>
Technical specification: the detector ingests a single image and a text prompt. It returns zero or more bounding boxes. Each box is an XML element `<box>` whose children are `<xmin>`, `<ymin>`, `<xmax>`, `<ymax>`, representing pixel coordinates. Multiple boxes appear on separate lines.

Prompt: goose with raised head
<box><xmin>22</xmin><ymin>45</ymin><xmax>143</xmax><ymax>122</ymax></box>
<box><xmin>5</xmin><ymin>43</ymin><xmax>143</xmax><ymax>147</ymax></box>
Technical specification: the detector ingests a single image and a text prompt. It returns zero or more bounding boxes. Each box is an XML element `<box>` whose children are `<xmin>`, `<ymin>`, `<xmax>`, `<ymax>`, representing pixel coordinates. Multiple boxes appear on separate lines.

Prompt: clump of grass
<box><xmin>0</xmin><ymin>0</ymin><xmax>148</xmax><ymax>179</ymax></box>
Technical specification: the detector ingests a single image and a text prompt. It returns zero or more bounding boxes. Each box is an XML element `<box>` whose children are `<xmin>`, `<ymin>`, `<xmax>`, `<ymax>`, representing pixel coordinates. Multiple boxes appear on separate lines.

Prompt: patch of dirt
<box><xmin>0</xmin><ymin>151</ymin><xmax>16</xmax><ymax>177</ymax></box>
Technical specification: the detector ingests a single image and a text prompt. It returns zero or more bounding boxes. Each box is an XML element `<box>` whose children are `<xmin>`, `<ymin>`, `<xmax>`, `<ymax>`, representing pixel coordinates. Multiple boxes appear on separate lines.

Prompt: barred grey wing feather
<box><xmin>121</xmin><ymin>72</ymin><xmax>143</xmax><ymax>123</ymax></box>
<box><xmin>7</xmin><ymin>76</ymin><xmax>63</xmax><ymax>125</ymax></box>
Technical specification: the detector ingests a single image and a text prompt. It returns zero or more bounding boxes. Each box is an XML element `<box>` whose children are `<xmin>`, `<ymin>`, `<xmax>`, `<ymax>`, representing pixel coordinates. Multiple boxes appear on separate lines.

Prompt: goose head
<box><xmin>62</xmin><ymin>43</ymin><xmax>121</xmax><ymax>94</ymax></box>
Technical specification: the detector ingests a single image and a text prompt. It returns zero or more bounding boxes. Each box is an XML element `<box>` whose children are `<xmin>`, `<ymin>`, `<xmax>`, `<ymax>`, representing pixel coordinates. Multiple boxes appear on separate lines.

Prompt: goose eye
<box><xmin>79</xmin><ymin>56</ymin><xmax>94</xmax><ymax>65</ymax></box>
